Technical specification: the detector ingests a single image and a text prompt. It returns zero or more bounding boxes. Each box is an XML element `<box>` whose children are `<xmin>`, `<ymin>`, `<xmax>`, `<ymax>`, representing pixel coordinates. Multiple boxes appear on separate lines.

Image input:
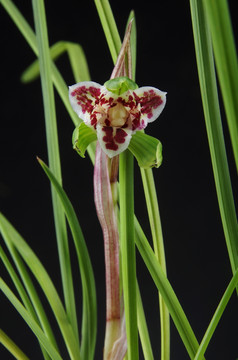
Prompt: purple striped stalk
<box><xmin>94</xmin><ymin>143</ymin><xmax>126</xmax><ymax>359</ymax></box>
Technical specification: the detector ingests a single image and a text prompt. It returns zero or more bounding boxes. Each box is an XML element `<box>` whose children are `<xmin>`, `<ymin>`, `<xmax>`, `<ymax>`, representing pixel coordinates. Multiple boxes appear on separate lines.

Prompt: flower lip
<box><xmin>108</xmin><ymin>103</ymin><xmax>129</xmax><ymax>127</ymax></box>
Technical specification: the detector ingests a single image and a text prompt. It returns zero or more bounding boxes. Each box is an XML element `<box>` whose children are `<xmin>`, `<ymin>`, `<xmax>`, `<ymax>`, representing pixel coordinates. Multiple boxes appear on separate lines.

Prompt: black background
<box><xmin>1</xmin><ymin>1</ymin><xmax>237</xmax><ymax>359</ymax></box>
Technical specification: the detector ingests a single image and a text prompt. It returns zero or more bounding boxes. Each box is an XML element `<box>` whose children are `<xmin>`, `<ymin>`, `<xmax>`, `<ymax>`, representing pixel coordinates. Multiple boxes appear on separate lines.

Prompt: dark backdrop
<box><xmin>1</xmin><ymin>1</ymin><xmax>237</xmax><ymax>359</ymax></box>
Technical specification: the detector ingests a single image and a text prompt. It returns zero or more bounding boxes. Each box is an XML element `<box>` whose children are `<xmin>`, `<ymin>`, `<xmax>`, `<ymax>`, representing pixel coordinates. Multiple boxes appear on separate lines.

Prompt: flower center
<box><xmin>108</xmin><ymin>103</ymin><xmax>129</xmax><ymax>127</ymax></box>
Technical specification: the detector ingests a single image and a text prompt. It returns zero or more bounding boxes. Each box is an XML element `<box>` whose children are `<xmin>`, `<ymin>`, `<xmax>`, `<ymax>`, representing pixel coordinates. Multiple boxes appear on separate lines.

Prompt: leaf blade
<box><xmin>38</xmin><ymin>159</ymin><xmax>97</xmax><ymax>360</ymax></box>
<box><xmin>0</xmin><ymin>244</ymin><xmax>56</xmax><ymax>360</ymax></box>
<box><xmin>0</xmin><ymin>213</ymin><xmax>81</xmax><ymax>360</ymax></box>
<box><xmin>32</xmin><ymin>0</ymin><xmax>79</xmax><ymax>343</ymax></box>
<box><xmin>0</xmin><ymin>280</ymin><xmax>63</xmax><ymax>360</ymax></box>
<box><xmin>0</xmin><ymin>329</ymin><xmax>30</xmax><ymax>360</ymax></box>
<box><xmin>194</xmin><ymin>268</ymin><xmax>238</xmax><ymax>360</ymax></box>
<box><xmin>202</xmin><ymin>0</ymin><xmax>238</xmax><ymax>172</ymax></box>
<box><xmin>21</xmin><ymin>41</ymin><xmax>90</xmax><ymax>84</ymax></box>
<box><xmin>189</xmin><ymin>0</ymin><xmax>238</xmax><ymax>278</ymax></box>
<box><xmin>135</xmin><ymin>218</ymin><xmax>203</xmax><ymax>359</ymax></box>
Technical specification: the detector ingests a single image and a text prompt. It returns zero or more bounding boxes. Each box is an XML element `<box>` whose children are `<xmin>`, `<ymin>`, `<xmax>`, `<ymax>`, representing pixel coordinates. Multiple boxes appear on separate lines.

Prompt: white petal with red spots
<box><xmin>97</xmin><ymin>125</ymin><xmax>132</xmax><ymax>158</ymax></box>
<box><xmin>69</xmin><ymin>81</ymin><xmax>102</xmax><ymax>126</ymax></box>
<box><xmin>133</xmin><ymin>87</ymin><xmax>167</xmax><ymax>124</ymax></box>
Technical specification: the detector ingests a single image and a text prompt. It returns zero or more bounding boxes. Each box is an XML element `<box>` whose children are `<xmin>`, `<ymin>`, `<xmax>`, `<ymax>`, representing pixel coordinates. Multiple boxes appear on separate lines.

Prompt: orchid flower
<box><xmin>70</xmin><ymin>17</ymin><xmax>166</xmax><ymax>360</ymax></box>
<box><xmin>69</xmin><ymin>76</ymin><xmax>166</xmax><ymax>158</ymax></box>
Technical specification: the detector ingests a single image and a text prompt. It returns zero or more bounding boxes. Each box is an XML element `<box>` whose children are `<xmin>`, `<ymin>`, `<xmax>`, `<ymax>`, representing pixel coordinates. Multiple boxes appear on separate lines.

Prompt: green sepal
<box><xmin>128</xmin><ymin>131</ymin><xmax>163</xmax><ymax>169</ymax></box>
<box><xmin>72</xmin><ymin>123</ymin><xmax>97</xmax><ymax>158</ymax></box>
<box><xmin>104</xmin><ymin>76</ymin><xmax>138</xmax><ymax>95</ymax></box>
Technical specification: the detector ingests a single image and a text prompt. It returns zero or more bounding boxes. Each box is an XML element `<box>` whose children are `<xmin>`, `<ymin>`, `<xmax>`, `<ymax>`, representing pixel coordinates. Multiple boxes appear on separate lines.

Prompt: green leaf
<box><xmin>128</xmin><ymin>131</ymin><xmax>163</xmax><ymax>169</ymax></box>
<box><xmin>189</xmin><ymin>0</ymin><xmax>238</xmax><ymax>279</ymax></box>
<box><xmin>1</xmin><ymin>0</ymin><xmax>80</xmax><ymax>127</ymax></box>
<box><xmin>135</xmin><ymin>218</ymin><xmax>203</xmax><ymax>359</ymax></box>
<box><xmin>32</xmin><ymin>0</ymin><xmax>79</xmax><ymax>342</ymax></box>
<box><xmin>72</xmin><ymin>123</ymin><xmax>97</xmax><ymax>158</ymax></box>
<box><xmin>38</xmin><ymin>159</ymin><xmax>97</xmax><ymax>360</ymax></box>
<box><xmin>0</xmin><ymin>245</ymin><xmax>56</xmax><ymax>360</ymax></box>
<box><xmin>67</xmin><ymin>42</ymin><xmax>91</xmax><ymax>83</ymax></box>
<box><xmin>94</xmin><ymin>0</ymin><xmax>122</xmax><ymax>64</ymax></box>
<box><xmin>2</xmin><ymin>1</ymin><xmax>95</xmax><ymax>162</ymax></box>
<box><xmin>136</xmin><ymin>283</ymin><xmax>154</xmax><ymax>360</ymax></box>
<box><xmin>0</xmin><ymin>213</ymin><xmax>81</xmax><ymax>360</ymax></box>
<box><xmin>202</xmin><ymin>0</ymin><xmax>238</xmax><ymax>173</ymax></box>
<box><xmin>21</xmin><ymin>41</ymin><xmax>90</xmax><ymax>83</ymax></box>
<box><xmin>0</xmin><ymin>280</ymin><xmax>63</xmax><ymax>360</ymax></box>
<box><xmin>194</xmin><ymin>268</ymin><xmax>238</xmax><ymax>359</ymax></box>
<box><xmin>140</xmin><ymin>168</ymin><xmax>170</xmax><ymax>360</ymax></box>
<box><xmin>0</xmin><ymin>329</ymin><xmax>30</xmax><ymax>360</ymax></box>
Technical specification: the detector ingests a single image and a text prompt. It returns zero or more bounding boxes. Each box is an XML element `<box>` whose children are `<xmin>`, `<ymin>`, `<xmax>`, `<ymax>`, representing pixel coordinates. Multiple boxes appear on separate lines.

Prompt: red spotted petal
<box><xmin>97</xmin><ymin>125</ymin><xmax>132</xmax><ymax>158</ymax></box>
<box><xmin>69</xmin><ymin>81</ymin><xmax>102</xmax><ymax>126</ymax></box>
<box><xmin>133</xmin><ymin>87</ymin><xmax>166</xmax><ymax>127</ymax></box>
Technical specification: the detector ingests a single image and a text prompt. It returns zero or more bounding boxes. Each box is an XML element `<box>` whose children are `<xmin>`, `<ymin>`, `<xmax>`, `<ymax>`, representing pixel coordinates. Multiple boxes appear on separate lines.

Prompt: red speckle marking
<box><xmin>90</xmin><ymin>113</ymin><xmax>97</xmax><ymax>129</ymax></box>
<box><xmin>102</xmin><ymin>127</ymin><xmax>128</xmax><ymax>151</ymax></box>
<box><xmin>117</xmin><ymin>96</ymin><xmax>135</xmax><ymax>110</ymax></box>
<box><xmin>133</xmin><ymin>90</ymin><xmax>163</xmax><ymax>119</ymax></box>
<box><xmin>102</xmin><ymin>127</ymin><xmax>118</xmax><ymax>150</ymax></box>
<box><xmin>71</xmin><ymin>85</ymin><xmax>101</xmax><ymax>114</ymax></box>
<box><xmin>130</xmin><ymin>110</ymin><xmax>141</xmax><ymax>131</ymax></box>
<box><xmin>114</xmin><ymin>128</ymin><xmax>127</xmax><ymax>144</ymax></box>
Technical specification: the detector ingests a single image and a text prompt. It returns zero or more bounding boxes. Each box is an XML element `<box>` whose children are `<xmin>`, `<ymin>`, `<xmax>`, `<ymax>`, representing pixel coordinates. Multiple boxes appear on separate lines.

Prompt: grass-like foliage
<box><xmin>0</xmin><ymin>0</ymin><xmax>237</xmax><ymax>359</ymax></box>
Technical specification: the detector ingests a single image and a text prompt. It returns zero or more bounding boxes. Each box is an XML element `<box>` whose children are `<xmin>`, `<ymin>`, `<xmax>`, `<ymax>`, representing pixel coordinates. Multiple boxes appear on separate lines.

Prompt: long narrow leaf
<box><xmin>1</xmin><ymin>0</ymin><xmax>96</xmax><ymax>163</ymax></box>
<box><xmin>140</xmin><ymin>168</ymin><xmax>170</xmax><ymax>360</ymax></box>
<box><xmin>0</xmin><ymin>245</ymin><xmax>55</xmax><ymax>360</ymax></box>
<box><xmin>0</xmin><ymin>245</ymin><xmax>37</xmax><ymax>321</ymax></box>
<box><xmin>194</xmin><ymin>268</ymin><xmax>238</xmax><ymax>360</ymax></box>
<box><xmin>1</xmin><ymin>0</ymin><xmax>79</xmax><ymax>126</ymax></box>
<box><xmin>32</xmin><ymin>0</ymin><xmax>79</xmax><ymax>343</ymax></box>
<box><xmin>189</xmin><ymin>0</ymin><xmax>238</xmax><ymax>276</ymax></box>
<box><xmin>0</xmin><ymin>329</ymin><xmax>30</xmax><ymax>360</ymax></box>
<box><xmin>0</xmin><ymin>213</ymin><xmax>81</xmax><ymax>360</ymax></box>
<box><xmin>134</xmin><ymin>218</ymin><xmax>203</xmax><ymax>360</ymax></box>
<box><xmin>21</xmin><ymin>40</ymin><xmax>90</xmax><ymax>83</ymax></box>
<box><xmin>67</xmin><ymin>42</ymin><xmax>91</xmax><ymax>83</ymax></box>
<box><xmin>136</xmin><ymin>282</ymin><xmax>154</xmax><ymax>360</ymax></box>
<box><xmin>202</xmin><ymin>0</ymin><xmax>238</xmax><ymax>172</ymax></box>
<box><xmin>0</xmin><ymin>279</ymin><xmax>63</xmax><ymax>360</ymax></box>
<box><xmin>38</xmin><ymin>158</ymin><xmax>97</xmax><ymax>360</ymax></box>
<box><xmin>131</xmin><ymin>6</ymin><xmax>169</xmax><ymax>359</ymax></box>
<box><xmin>94</xmin><ymin>0</ymin><xmax>121</xmax><ymax>63</ymax></box>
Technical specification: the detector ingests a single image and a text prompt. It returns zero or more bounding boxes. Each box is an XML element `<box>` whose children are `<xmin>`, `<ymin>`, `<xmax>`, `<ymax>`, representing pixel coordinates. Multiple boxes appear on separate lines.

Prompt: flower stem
<box><xmin>141</xmin><ymin>168</ymin><xmax>170</xmax><ymax>360</ymax></box>
<box><xmin>94</xmin><ymin>144</ymin><xmax>122</xmax><ymax>359</ymax></box>
<box><xmin>119</xmin><ymin>150</ymin><xmax>139</xmax><ymax>360</ymax></box>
